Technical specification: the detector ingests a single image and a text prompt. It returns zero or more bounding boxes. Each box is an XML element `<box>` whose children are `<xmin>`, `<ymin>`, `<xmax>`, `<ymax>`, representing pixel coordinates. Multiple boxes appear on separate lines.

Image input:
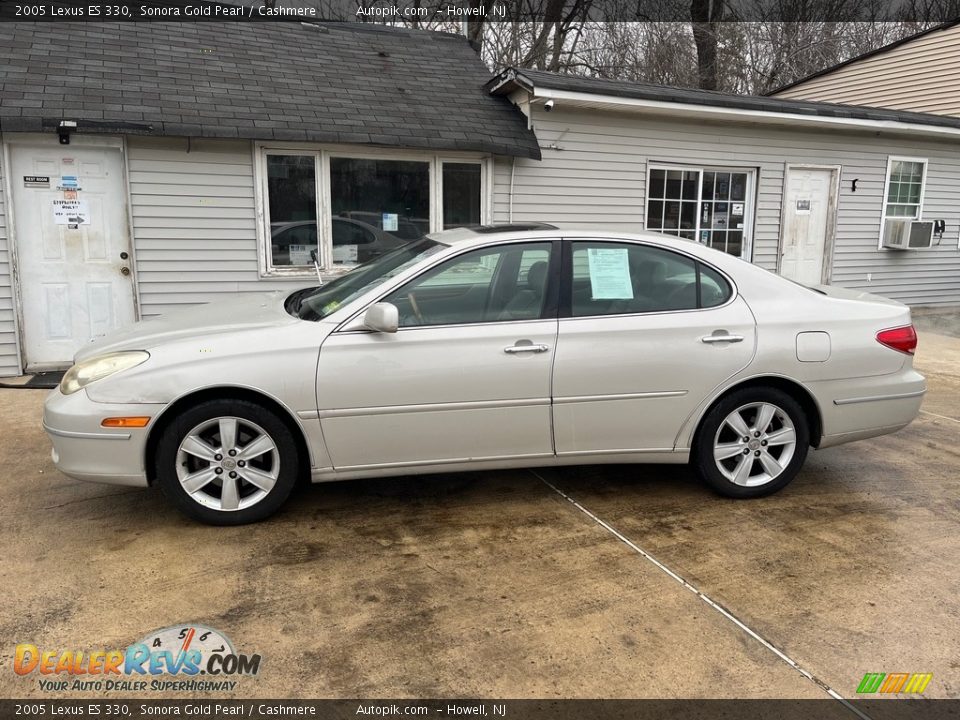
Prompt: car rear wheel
<box><xmin>155</xmin><ymin>399</ymin><xmax>300</xmax><ymax>525</ymax></box>
<box><xmin>693</xmin><ymin>387</ymin><xmax>809</xmax><ymax>498</ymax></box>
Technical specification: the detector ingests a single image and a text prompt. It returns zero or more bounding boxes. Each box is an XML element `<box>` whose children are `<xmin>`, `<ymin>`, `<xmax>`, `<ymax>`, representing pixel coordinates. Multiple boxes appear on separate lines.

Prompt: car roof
<box><xmin>428</xmin><ymin>224</ymin><xmax>696</xmax><ymax>249</ymax></box>
<box><xmin>424</xmin><ymin>224</ymin><xmax>755</xmax><ymax>274</ymax></box>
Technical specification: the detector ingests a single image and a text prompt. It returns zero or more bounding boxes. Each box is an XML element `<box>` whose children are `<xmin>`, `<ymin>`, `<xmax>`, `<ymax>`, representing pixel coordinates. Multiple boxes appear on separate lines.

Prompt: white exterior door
<box><xmin>10</xmin><ymin>141</ymin><xmax>136</xmax><ymax>369</ymax></box>
<box><xmin>780</xmin><ymin>167</ymin><xmax>835</xmax><ymax>286</ymax></box>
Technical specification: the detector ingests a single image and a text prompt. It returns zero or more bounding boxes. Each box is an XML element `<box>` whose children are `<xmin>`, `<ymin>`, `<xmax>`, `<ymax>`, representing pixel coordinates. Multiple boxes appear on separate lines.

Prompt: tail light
<box><xmin>876</xmin><ymin>325</ymin><xmax>918</xmax><ymax>355</ymax></box>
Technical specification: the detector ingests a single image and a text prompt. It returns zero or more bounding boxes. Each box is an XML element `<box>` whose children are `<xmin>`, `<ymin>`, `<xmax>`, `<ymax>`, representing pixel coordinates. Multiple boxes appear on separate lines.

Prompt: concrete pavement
<box><xmin>0</xmin><ymin>328</ymin><xmax>957</xmax><ymax>704</ymax></box>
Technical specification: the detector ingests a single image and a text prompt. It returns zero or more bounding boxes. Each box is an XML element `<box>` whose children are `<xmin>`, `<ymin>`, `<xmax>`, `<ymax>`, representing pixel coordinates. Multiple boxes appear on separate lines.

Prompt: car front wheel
<box><xmin>693</xmin><ymin>387</ymin><xmax>809</xmax><ymax>498</ymax></box>
<box><xmin>155</xmin><ymin>399</ymin><xmax>300</xmax><ymax>525</ymax></box>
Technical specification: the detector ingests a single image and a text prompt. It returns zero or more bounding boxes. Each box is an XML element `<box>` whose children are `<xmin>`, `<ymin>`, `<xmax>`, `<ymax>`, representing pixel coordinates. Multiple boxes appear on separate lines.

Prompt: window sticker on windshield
<box><xmin>587</xmin><ymin>247</ymin><xmax>633</xmax><ymax>300</ymax></box>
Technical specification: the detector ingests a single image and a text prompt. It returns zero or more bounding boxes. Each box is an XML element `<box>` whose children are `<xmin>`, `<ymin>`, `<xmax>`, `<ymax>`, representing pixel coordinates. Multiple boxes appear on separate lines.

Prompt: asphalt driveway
<box><xmin>1</xmin><ymin>324</ymin><xmax>958</xmax><ymax>706</ymax></box>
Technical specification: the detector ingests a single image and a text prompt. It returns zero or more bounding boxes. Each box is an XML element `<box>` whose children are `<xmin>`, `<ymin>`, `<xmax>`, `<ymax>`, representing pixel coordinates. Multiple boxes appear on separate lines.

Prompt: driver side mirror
<box><xmin>363</xmin><ymin>302</ymin><xmax>399</xmax><ymax>333</ymax></box>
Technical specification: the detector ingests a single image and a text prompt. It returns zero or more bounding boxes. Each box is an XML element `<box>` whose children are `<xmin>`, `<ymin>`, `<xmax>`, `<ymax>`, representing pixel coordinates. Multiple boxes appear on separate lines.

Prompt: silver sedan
<box><xmin>43</xmin><ymin>225</ymin><xmax>925</xmax><ymax>524</ymax></box>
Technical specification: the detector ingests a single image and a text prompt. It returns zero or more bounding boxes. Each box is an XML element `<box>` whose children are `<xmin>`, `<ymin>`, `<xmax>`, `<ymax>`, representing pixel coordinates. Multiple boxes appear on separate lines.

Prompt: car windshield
<box><xmin>289</xmin><ymin>238</ymin><xmax>447</xmax><ymax>321</ymax></box>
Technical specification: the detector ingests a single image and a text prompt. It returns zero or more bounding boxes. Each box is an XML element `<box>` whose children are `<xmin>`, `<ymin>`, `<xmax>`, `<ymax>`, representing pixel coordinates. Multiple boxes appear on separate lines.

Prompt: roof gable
<box><xmin>0</xmin><ymin>22</ymin><xmax>540</xmax><ymax>159</ymax></box>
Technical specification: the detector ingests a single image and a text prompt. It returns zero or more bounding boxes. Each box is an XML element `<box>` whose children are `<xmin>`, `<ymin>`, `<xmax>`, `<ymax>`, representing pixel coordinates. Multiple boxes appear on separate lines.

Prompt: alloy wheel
<box><xmin>712</xmin><ymin>402</ymin><xmax>797</xmax><ymax>487</ymax></box>
<box><xmin>175</xmin><ymin>416</ymin><xmax>280</xmax><ymax>511</ymax></box>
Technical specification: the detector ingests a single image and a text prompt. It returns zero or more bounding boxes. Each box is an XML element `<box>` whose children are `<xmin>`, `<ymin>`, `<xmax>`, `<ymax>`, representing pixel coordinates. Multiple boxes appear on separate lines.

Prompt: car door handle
<box><xmin>701</xmin><ymin>334</ymin><xmax>745</xmax><ymax>344</ymax></box>
<box><xmin>504</xmin><ymin>343</ymin><xmax>550</xmax><ymax>354</ymax></box>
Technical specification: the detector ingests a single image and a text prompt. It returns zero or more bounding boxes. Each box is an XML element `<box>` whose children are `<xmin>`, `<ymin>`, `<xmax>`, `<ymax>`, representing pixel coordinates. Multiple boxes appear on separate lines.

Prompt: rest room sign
<box><xmin>23</xmin><ymin>176</ymin><xmax>50</xmax><ymax>188</ymax></box>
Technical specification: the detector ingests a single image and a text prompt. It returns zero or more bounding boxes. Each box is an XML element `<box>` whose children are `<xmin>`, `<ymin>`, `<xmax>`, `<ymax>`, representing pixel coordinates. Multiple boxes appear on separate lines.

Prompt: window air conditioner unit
<box><xmin>883</xmin><ymin>219</ymin><xmax>934</xmax><ymax>249</ymax></box>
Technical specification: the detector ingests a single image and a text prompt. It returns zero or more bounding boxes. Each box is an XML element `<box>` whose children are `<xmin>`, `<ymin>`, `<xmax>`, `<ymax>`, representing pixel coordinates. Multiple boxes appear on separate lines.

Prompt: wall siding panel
<box><xmin>127</xmin><ymin>136</ymin><xmax>306</xmax><ymax>319</ymax></box>
<box><xmin>492</xmin><ymin>106</ymin><xmax>960</xmax><ymax>306</ymax></box>
<box><xmin>0</xmin><ymin>141</ymin><xmax>20</xmax><ymax>377</ymax></box>
<box><xmin>774</xmin><ymin>25</ymin><xmax>960</xmax><ymax>118</ymax></box>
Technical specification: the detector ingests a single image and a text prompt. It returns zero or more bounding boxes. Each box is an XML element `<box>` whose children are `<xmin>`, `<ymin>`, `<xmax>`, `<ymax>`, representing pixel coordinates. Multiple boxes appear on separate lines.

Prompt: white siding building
<box><xmin>772</xmin><ymin>21</ymin><xmax>960</xmax><ymax>118</ymax></box>
<box><xmin>2</xmin><ymin>24</ymin><xmax>960</xmax><ymax>378</ymax></box>
<box><xmin>489</xmin><ymin>69</ymin><xmax>960</xmax><ymax>308</ymax></box>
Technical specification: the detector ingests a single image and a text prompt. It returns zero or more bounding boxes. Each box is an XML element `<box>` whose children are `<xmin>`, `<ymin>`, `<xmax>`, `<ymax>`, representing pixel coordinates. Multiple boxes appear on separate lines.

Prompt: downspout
<box><xmin>509</xmin><ymin>156</ymin><xmax>516</xmax><ymax>223</ymax></box>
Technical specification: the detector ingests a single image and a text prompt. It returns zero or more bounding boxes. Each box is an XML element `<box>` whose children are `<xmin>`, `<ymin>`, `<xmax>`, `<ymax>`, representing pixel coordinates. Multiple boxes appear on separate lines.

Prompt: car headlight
<box><xmin>59</xmin><ymin>351</ymin><xmax>150</xmax><ymax>395</ymax></box>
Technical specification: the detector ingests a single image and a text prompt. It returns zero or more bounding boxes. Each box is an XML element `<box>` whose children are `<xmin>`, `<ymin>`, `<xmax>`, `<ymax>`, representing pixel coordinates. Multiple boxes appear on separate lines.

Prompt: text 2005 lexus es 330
<box><xmin>43</xmin><ymin>225</ymin><xmax>925</xmax><ymax>524</ymax></box>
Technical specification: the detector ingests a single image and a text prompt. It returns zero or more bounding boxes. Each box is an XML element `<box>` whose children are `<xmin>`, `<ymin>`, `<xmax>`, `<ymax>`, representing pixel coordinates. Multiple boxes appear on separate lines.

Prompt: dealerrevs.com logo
<box><xmin>14</xmin><ymin>624</ymin><xmax>261</xmax><ymax>692</ymax></box>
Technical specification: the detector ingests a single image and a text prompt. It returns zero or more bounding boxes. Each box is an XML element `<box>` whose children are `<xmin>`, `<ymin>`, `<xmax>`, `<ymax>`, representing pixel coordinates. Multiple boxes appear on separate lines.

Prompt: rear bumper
<box><xmin>42</xmin><ymin>388</ymin><xmax>158</xmax><ymax>487</ymax></box>
<box><xmin>808</xmin><ymin>367</ymin><xmax>926</xmax><ymax>448</ymax></box>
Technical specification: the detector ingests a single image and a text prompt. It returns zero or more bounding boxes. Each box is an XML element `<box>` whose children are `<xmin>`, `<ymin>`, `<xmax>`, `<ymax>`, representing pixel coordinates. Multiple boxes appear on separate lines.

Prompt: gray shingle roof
<box><xmin>0</xmin><ymin>22</ymin><xmax>540</xmax><ymax>159</ymax></box>
<box><xmin>491</xmin><ymin>67</ymin><xmax>960</xmax><ymax>135</ymax></box>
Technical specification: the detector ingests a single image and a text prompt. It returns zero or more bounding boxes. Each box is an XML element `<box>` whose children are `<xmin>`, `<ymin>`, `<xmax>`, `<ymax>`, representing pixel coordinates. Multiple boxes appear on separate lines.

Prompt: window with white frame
<box><xmin>645</xmin><ymin>165</ymin><xmax>755</xmax><ymax>259</ymax></box>
<box><xmin>259</xmin><ymin>148</ymin><xmax>487</xmax><ymax>276</ymax></box>
<box><xmin>881</xmin><ymin>157</ymin><xmax>927</xmax><ymax>244</ymax></box>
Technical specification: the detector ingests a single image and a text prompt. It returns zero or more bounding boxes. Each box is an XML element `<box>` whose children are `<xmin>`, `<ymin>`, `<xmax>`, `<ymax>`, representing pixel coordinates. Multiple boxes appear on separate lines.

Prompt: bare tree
<box><xmin>690</xmin><ymin>0</ymin><xmax>724</xmax><ymax>89</ymax></box>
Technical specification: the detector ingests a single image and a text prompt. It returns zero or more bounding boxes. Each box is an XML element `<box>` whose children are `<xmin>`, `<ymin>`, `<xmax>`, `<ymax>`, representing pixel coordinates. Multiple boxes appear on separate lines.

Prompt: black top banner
<box><xmin>0</xmin><ymin>0</ymin><xmax>957</xmax><ymax>22</ymax></box>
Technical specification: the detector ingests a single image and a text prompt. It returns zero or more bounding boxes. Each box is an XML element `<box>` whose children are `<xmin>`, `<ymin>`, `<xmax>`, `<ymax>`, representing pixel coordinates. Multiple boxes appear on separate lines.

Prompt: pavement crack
<box><xmin>40</xmin><ymin>490</ymin><xmax>141</xmax><ymax>510</ymax></box>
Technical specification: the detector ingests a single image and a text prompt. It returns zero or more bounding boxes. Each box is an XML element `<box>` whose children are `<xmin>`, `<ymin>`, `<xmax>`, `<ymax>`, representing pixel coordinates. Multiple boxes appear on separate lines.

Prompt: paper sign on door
<box><xmin>52</xmin><ymin>199</ymin><xmax>90</xmax><ymax>226</ymax></box>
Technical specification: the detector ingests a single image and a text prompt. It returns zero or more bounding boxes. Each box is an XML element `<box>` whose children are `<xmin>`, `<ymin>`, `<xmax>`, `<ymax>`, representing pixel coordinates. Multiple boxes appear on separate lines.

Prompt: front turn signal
<box><xmin>101</xmin><ymin>417</ymin><xmax>151</xmax><ymax>428</ymax></box>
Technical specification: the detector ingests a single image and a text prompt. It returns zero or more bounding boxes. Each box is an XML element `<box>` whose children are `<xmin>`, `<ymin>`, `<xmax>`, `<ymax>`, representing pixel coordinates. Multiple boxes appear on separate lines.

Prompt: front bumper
<box><xmin>43</xmin><ymin>387</ymin><xmax>159</xmax><ymax>487</ymax></box>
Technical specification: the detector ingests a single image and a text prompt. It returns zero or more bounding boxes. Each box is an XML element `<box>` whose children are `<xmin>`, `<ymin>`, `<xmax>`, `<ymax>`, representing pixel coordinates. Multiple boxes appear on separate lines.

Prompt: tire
<box><xmin>693</xmin><ymin>387</ymin><xmax>809</xmax><ymax>499</ymax></box>
<box><xmin>155</xmin><ymin>399</ymin><xmax>300</xmax><ymax>525</ymax></box>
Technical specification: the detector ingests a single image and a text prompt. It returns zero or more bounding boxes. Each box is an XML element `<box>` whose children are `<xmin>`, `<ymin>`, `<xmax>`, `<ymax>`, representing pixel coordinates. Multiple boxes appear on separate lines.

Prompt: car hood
<box><xmin>74</xmin><ymin>291</ymin><xmax>298</xmax><ymax>362</ymax></box>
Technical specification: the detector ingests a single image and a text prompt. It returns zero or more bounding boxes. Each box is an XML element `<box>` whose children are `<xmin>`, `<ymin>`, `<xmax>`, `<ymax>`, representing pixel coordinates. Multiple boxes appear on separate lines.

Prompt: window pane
<box><xmin>904</xmin><ymin>183</ymin><xmax>922</xmax><ymax>204</ymax></box>
<box><xmin>730</xmin><ymin>173</ymin><xmax>747</xmax><ymax>201</ymax></box>
<box><xmin>384</xmin><ymin>242</ymin><xmax>552</xmax><ymax>327</ymax></box>
<box><xmin>664</xmin><ymin>201</ymin><xmax>681</xmax><ymax>230</ymax></box>
<box><xmin>681</xmin><ymin>171</ymin><xmax>698</xmax><ymax>200</ymax></box>
<box><xmin>702</xmin><ymin>172</ymin><xmax>715</xmax><ymax>200</ymax></box>
<box><xmin>887</xmin><ymin>203</ymin><xmax>918</xmax><ymax>217</ymax></box>
<box><xmin>443</xmin><ymin>163</ymin><xmax>482</xmax><ymax>229</ymax></box>
<box><xmin>646</xmin><ymin>200</ymin><xmax>664</xmax><ymax>229</ymax></box>
<box><xmin>268</xmin><ymin>155</ymin><xmax>317</xmax><ymax>267</ymax></box>
<box><xmin>665</xmin><ymin>170</ymin><xmax>683</xmax><ymax>198</ymax></box>
<box><xmin>330</xmin><ymin>157</ymin><xmax>429</xmax><ymax>267</ymax></box>
<box><xmin>649</xmin><ymin>169</ymin><xmax>666</xmax><ymax>198</ymax></box>
<box><xmin>680</xmin><ymin>201</ymin><xmax>696</xmax><ymax>231</ymax></box>
<box><xmin>700</xmin><ymin>202</ymin><xmax>712</xmax><ymax>228</ymax></box>
<box><xmin>714</xmin><ymin>173</ymin><xmax>730</xmax><ymax>200</ymax></box>
<box><xmin>700</xmin><ymin>263</ymin><xmax>732</xmax><ymax>308</ymax></box>
<box><xmin>726</xmin><ymin>230</ymin><xmax>743</xmax><ymax>258</ymax></box>
<box><xmin>570</xmin><ymin>242</ymin><xmax>698</xmax><ymax>317</ymax></box>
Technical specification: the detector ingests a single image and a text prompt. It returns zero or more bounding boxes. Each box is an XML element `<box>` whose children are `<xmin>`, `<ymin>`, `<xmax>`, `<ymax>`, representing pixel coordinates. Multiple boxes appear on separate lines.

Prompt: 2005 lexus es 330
<box><xmin>43</xmin><ymin>225</ymin><xmax>925</xmax><ymax>524</ymax></box>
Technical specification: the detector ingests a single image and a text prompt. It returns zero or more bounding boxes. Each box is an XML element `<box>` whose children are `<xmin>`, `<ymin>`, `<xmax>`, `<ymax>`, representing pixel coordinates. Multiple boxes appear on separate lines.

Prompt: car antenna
<box><xmin>310</xmin><ymin>250</ymin><xmax>324</xmax><ymax>285</ymax></box>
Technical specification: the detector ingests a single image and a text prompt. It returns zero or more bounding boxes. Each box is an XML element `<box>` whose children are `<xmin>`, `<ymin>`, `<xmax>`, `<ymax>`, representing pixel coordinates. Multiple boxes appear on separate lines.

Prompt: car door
<box><xmin>552</xmin><ymin>239</ymin><xmax>756</xmax><ymax>455</ymax></box>
<box><xmin>316</xmin><ymin>240</ymin><xmax>559</xmax><ymax>470</ymax></box>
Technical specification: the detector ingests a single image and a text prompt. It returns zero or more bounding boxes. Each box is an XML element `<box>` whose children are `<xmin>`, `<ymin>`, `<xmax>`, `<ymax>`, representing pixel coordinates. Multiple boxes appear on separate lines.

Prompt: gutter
<box><xmin>526</xmin><ymin>85</ymin><xmax>960</xmax><ymax>142</ymax></box>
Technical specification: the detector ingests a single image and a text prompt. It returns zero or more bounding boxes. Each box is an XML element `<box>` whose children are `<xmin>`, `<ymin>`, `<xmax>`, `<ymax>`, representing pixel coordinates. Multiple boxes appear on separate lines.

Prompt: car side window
<box><xmin>383</xmin><ymin>242</ymin><xmax>553</xmax><ymax>328</ymax></box>
<box><xmin>569</xmin><ymin>242</ymin><xmax>730</xmax><ymax>317</ymax></box>
<box><xmin>332</xmin><ymin>220</ymin><xmax>375</xmax><ymax>246</ymax></box>
<box><xmin>699</xmin><ymin>263</ymin><xmax>733</xmax><ymax>308</ymax></box>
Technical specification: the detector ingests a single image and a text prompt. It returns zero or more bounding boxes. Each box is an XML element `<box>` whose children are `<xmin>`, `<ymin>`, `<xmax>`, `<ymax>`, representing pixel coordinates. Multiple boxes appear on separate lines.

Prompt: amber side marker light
<box><xmin>101</xmin><ymin>417</ymin><xmax>151</xmax><ymax>428</ymax></box>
